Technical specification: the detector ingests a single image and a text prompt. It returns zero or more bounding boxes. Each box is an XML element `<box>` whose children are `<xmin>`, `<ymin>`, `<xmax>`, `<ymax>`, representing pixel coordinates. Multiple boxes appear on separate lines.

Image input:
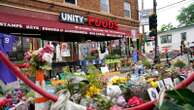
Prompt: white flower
<box><xmin>42</xmin><ymin>53</ymin><xmax>53</xmax><ymax>64</ymax></box>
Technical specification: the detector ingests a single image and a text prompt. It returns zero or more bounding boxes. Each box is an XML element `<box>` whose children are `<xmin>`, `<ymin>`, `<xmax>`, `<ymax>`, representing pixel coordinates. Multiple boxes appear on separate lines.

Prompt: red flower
<box><xmin>128</xmin><ymin>96</ymin><xmax>144</xmax><ymax>107</ymax></box>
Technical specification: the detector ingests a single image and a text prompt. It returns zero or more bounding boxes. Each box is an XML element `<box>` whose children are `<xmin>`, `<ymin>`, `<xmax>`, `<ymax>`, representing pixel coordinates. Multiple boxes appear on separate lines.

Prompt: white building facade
<box><xmin>145</xmin><ymin>24</ymin><xmax>194</xmax><ymax>53</ymax></box>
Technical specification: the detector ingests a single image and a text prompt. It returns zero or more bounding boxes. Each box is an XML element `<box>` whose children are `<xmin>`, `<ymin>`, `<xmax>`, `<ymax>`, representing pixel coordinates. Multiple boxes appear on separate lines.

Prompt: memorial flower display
<box><xmin>24</xmin><ymin>44</ymin><xmax>54</xmax><ymax>71</ymax></box>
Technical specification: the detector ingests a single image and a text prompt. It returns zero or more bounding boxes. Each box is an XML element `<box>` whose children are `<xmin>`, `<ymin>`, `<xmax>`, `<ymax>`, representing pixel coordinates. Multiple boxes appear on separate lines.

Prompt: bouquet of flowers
<box><xmin>24</xmin><ymin>44</ymin><xmax>54</xmax><ymax>71</ymax></box>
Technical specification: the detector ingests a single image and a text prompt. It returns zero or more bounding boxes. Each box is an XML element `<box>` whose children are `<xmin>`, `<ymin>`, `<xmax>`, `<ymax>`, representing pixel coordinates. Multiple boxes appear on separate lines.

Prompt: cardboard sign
<box><xmin>164</xmin><ymin>78</ymin><xmax>174</xmax><ymax>90</ymax></box>
<box><xmin>147</xmin><ymin>88</ymin><xmax>159</xmax><ymax>101</ymax></box>
<box><xmin>157</xmin><ymin>80</ymin><xmax>165</xmax><ymax>91</ymax></box>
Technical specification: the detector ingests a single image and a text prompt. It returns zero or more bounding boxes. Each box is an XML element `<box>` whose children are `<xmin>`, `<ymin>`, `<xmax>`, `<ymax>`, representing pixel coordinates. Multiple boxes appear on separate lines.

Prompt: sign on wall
<box><xmin>87</xmin><ymin>16</ymin><xmax>118</xmax><ymax>30</ymax></box>
<box><xmin>131</xmin><ymin>29</ymin><xmax>137</xmax><ymax>41</ymax></box>
<box><xmin>60</xmin><ymin>12</ymin><xmax>85</xmax><ymax>24</ymax></box>
<box><xmin>140</xmin><ymin>9</ymin><xmax>153</xmax><ymax>25</ymax></box>
<box><xmin>60</xmin><ymin>12</ymin><xmax>118</xmax><ymax>30</ymax></box>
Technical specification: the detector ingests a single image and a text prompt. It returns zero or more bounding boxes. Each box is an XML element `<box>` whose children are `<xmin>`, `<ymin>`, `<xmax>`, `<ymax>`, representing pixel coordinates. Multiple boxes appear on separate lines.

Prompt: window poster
<box><xmin>61</xmin><ymin>43</ymin><xmax>70</xmax><ymax>57</ymax></box>
<box><xmin>78</xmin><ymin>43</ymin><xmax>90</xmax><ymax>60</ymax></box>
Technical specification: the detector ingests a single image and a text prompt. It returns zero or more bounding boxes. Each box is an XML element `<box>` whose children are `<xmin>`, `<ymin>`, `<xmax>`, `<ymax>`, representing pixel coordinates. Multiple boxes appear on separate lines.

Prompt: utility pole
<box><xmin>153</xmin><ymin>0</ymin><xmax>160</xmax><ymax>63</ymax></box>
<box><xmin>141</xmin><ymin>0</ymin><xmax>145</xmax><ymax>53</ymax></box>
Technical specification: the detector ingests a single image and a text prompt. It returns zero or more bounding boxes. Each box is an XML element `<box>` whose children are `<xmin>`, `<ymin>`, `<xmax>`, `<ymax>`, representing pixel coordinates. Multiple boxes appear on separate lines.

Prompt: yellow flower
<box><xmin>150</xmin><ymin>81</ymin><xmax>158</xmax><ymax>88</ymax></box>
<box><xmin>111</xmin><ymin>77</ymin><xmax>128</xmax><ymax>84</ymax></box>
<box><xmin>147</xmin><ymin>78</ymin><xmax>154</xmax><ymax>83</ymax></box>
<box><xmin>85</xmin><ymin>85</ymin><xmax>101</xmax><ymax>97</ymax></box>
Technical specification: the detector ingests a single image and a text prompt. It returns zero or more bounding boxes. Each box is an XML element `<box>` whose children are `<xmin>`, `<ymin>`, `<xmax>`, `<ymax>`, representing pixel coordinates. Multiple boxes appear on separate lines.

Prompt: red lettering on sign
<box><xmin>87</xmin><ymin>16</ymin><xmax>118</xmax><ymax>30</ymax></box>
<box><xmin>108</xmin><ymin>21</ymin><xmax>114</xmax><ymax>29</ymax></box>
<box><xmin>88</xmin><ymin>16</ymin><xmax>94</xmax><ymax>26</ymax></box>
<box><xmin>113</xmin><ymin>22</ymin><xmax>118</xmax><ymax>30</ymax></box>
<box><xmin>102</xmin><ymin>20</ymin><xmax>108</xmax><ymax>28</ymax></box>
<box><xmin>95</xmin><ymin>18</ymin><xmax>101</xmax><ymax>27</ymax></box>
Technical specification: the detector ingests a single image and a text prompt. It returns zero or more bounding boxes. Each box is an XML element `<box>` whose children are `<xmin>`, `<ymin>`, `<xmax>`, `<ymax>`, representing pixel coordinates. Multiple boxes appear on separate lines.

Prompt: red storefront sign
<box><xmin>87</xmin><ymin>16</ymin><xmax>118</xmax><ymax>30</ymax></box>
<box><xmin>0</xmin><ymin>11</ymin><xmax>131</xmax><ymax>38</ymax></box>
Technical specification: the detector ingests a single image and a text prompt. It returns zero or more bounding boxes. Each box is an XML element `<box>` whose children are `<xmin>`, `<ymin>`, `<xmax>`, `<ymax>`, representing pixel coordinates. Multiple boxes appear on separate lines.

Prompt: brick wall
<box><xmin>129</xmin><ymin>0</ymin><xmax>139</xmax><ymax>20</ymax></box>
<box><xmin>78</xmin><ymin>0</ymin><xmax>100</xmax><ymax>12</ymax></box>
<box><xmin>110</xmin><ymin>0</ymin><xmax>124</xmax><ymax>17</ymax></box>
<box><xmin>0</xmin><ymin>0</ymin><xmax>139</xmax><ymax>27</ymax></box>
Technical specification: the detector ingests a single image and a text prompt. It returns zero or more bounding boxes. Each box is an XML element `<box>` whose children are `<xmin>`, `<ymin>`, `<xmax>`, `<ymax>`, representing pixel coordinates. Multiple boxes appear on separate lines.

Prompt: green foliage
<box><xmin>119</xmin><ymin>83</ymin><xmax>132</xmax><ymax>100</ymax></box>
<box><xmin>86</xmin><ymin>73</ymin><xmax>102</xmax><ymax>89</ymax></box>
<box><xmin>177</xmin><ymin>3</ymin><xmax>194</xmax><ymax>26</ymax></box>
<box><xmin>65</xmin><ymin>81</ymin><xmax>75</xmax><ymax>95</ymax></box>
<box><xmin>85</xmin><ymin>55</ymin><xmax>97</xmax><ymax>61</ymax></box>
<box><xmin>0</xmin><ymin>86</ymin><xmax>4</xmax><ymax>97</ymax></box>
<box><xmin>174</xmin><ymin>60</ymin><xmax>186</xmax><ymax>68</ymax></box>
<box><xmin>26</xmin><ymin>91</ymin><xmax>35</xmax><ymax>98</ymax></box>
<box><xmin>93</xmin><ymin>94</ymin><xmax>113</xmax><ymax>110</ymax></box>
<box><xmin>155</xmin><ymin>63</ymin><xmax>163</xmax><ymax>70</ymax></box>
<box><xmin>63</xmin><ymin>66</ymin><xmax>71</xmax><ymax>73</ymax></box>
<box><xmin>142</xmin><ymin>58</ymin><xmax>152</xmax><ymax>69</ymax></box>
<box><xmin>111</xmin><ymin>48</ymin><xmax>121</xmax><ymax>56</ymax></box>
<box><xmin>157</xmin><ymin>89</ymin><xmax>194</xmax><ymax>110</ymax></box>
<box><xmin>166</xmin><ymin>89</ymin><xmax>194</xmax><ymax>106</ymax></box>
<box><xmin>62</xmin><ymin>65</ymin><xmax>102</xmax><ymax>96</ymax></box>
<box><xmin>85</xmin><ymin>65</ymin><xmax>103</xmax><ymax>88</ymax></box>
<box><xmin>30</xmin><ymin>54</ymin><xmax>52</xmax><ymax>73</ymax></box>
<box><xmin>160</xmin><ymin>23</ymin><xmax>175</xmax><ymax>32</ymax></box>
<box><xmin>105</xmin><ymin>54</ymin><xmax>121</xmax><ymax>59</ymax></box>
<box><xmin>64</xmin><ymin>78</ymin><xmax>88</xmax><ymax>96</ymax></box>
<box><xmin>159</xmin><ymin>100</ymin><xmax>183</xmax><ymax>110</ymax></box>
<box><xmin>56</xmin><ymin>84</ymin><xmax>65</xmax><ymax>92</ymax></box>
<box><xmin>183</xmin><ymin>104</ymin><xmax>194</xmax><ymax>110</ymax></box>
<box><xmin>87</xmin><ymin>65</ymin><xmax>100</xmax><ymax>74</ymax></box>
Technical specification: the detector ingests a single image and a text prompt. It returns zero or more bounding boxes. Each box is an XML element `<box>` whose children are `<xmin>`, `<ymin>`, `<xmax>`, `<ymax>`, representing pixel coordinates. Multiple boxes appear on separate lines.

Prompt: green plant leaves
<box><xmin>177</xmin><ymin>3</ymin><xmax>194</xmax><ymax>26</ymax></box>
<box><xmin>158</xmin><ymin>89</ymin><xmax>194</xmax><ymax>110</ymax></box>
<box><xmin>94</xmin><ymin>94</ymin><xmax>113</xmax><ymax>110</ymax></box>
<box><xmin>159</xmin><ymin>100</ymin><xmax>183</xmax><ymax>110</ymax></box>
<box><xmin>173</xmin><ymin>60</ymin><xmax>186</xmax><ymax>68</ymax></box>
<box><xmin>166</xmin><ymin>89</ymin><xmax>194</xmax><ymax>106</ymax></box>
<box><xmin>183</xmin><ymin>104</ymin><xmax>194</xmax><ymax>110</ymax></box>
<box><xmin>142</xmin><ymin>58</ymin><xmax>151</xmax><ymax>69</ymax></box>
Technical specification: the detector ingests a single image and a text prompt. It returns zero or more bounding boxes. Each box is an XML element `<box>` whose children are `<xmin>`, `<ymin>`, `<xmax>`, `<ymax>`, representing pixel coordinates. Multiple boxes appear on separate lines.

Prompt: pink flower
<box><xmin>24</xmin><ymin>51</ymin><xmax>32</xmax><ymax>62</ymax></box>
<box><xmin>43</xmin><ymin>44</ymin><xmax>54</xmax><ymax>54</ymax></box>
<box><xmin>24</xmin><ymin>44</ymin><xmax>54</xmax><ymax>69</ymax></box>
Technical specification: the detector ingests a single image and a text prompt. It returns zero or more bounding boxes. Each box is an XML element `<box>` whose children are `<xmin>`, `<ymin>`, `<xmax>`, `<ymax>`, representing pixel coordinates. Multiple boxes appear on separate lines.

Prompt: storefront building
<box><xmin>0</xmin><ymin>0</ymin><xmax>139</xmax><ymax>63</ymax></box>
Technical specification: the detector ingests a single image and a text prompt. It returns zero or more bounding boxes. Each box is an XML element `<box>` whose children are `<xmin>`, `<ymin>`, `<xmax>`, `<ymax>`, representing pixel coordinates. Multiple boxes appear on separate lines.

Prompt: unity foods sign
<box><xmin>0</xmin><ymin>11</ymin><xmax>131</xmax><ymax>37</ymax></box>
<box><xmin>60</xmin><ymin>12</ymin><xmax>85</xmax><ymax>24</ymax></box>
<box><xmin>60</xmin><ymin>12</ymin><xmax>118</xmax><ymax>30</ymax></box>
